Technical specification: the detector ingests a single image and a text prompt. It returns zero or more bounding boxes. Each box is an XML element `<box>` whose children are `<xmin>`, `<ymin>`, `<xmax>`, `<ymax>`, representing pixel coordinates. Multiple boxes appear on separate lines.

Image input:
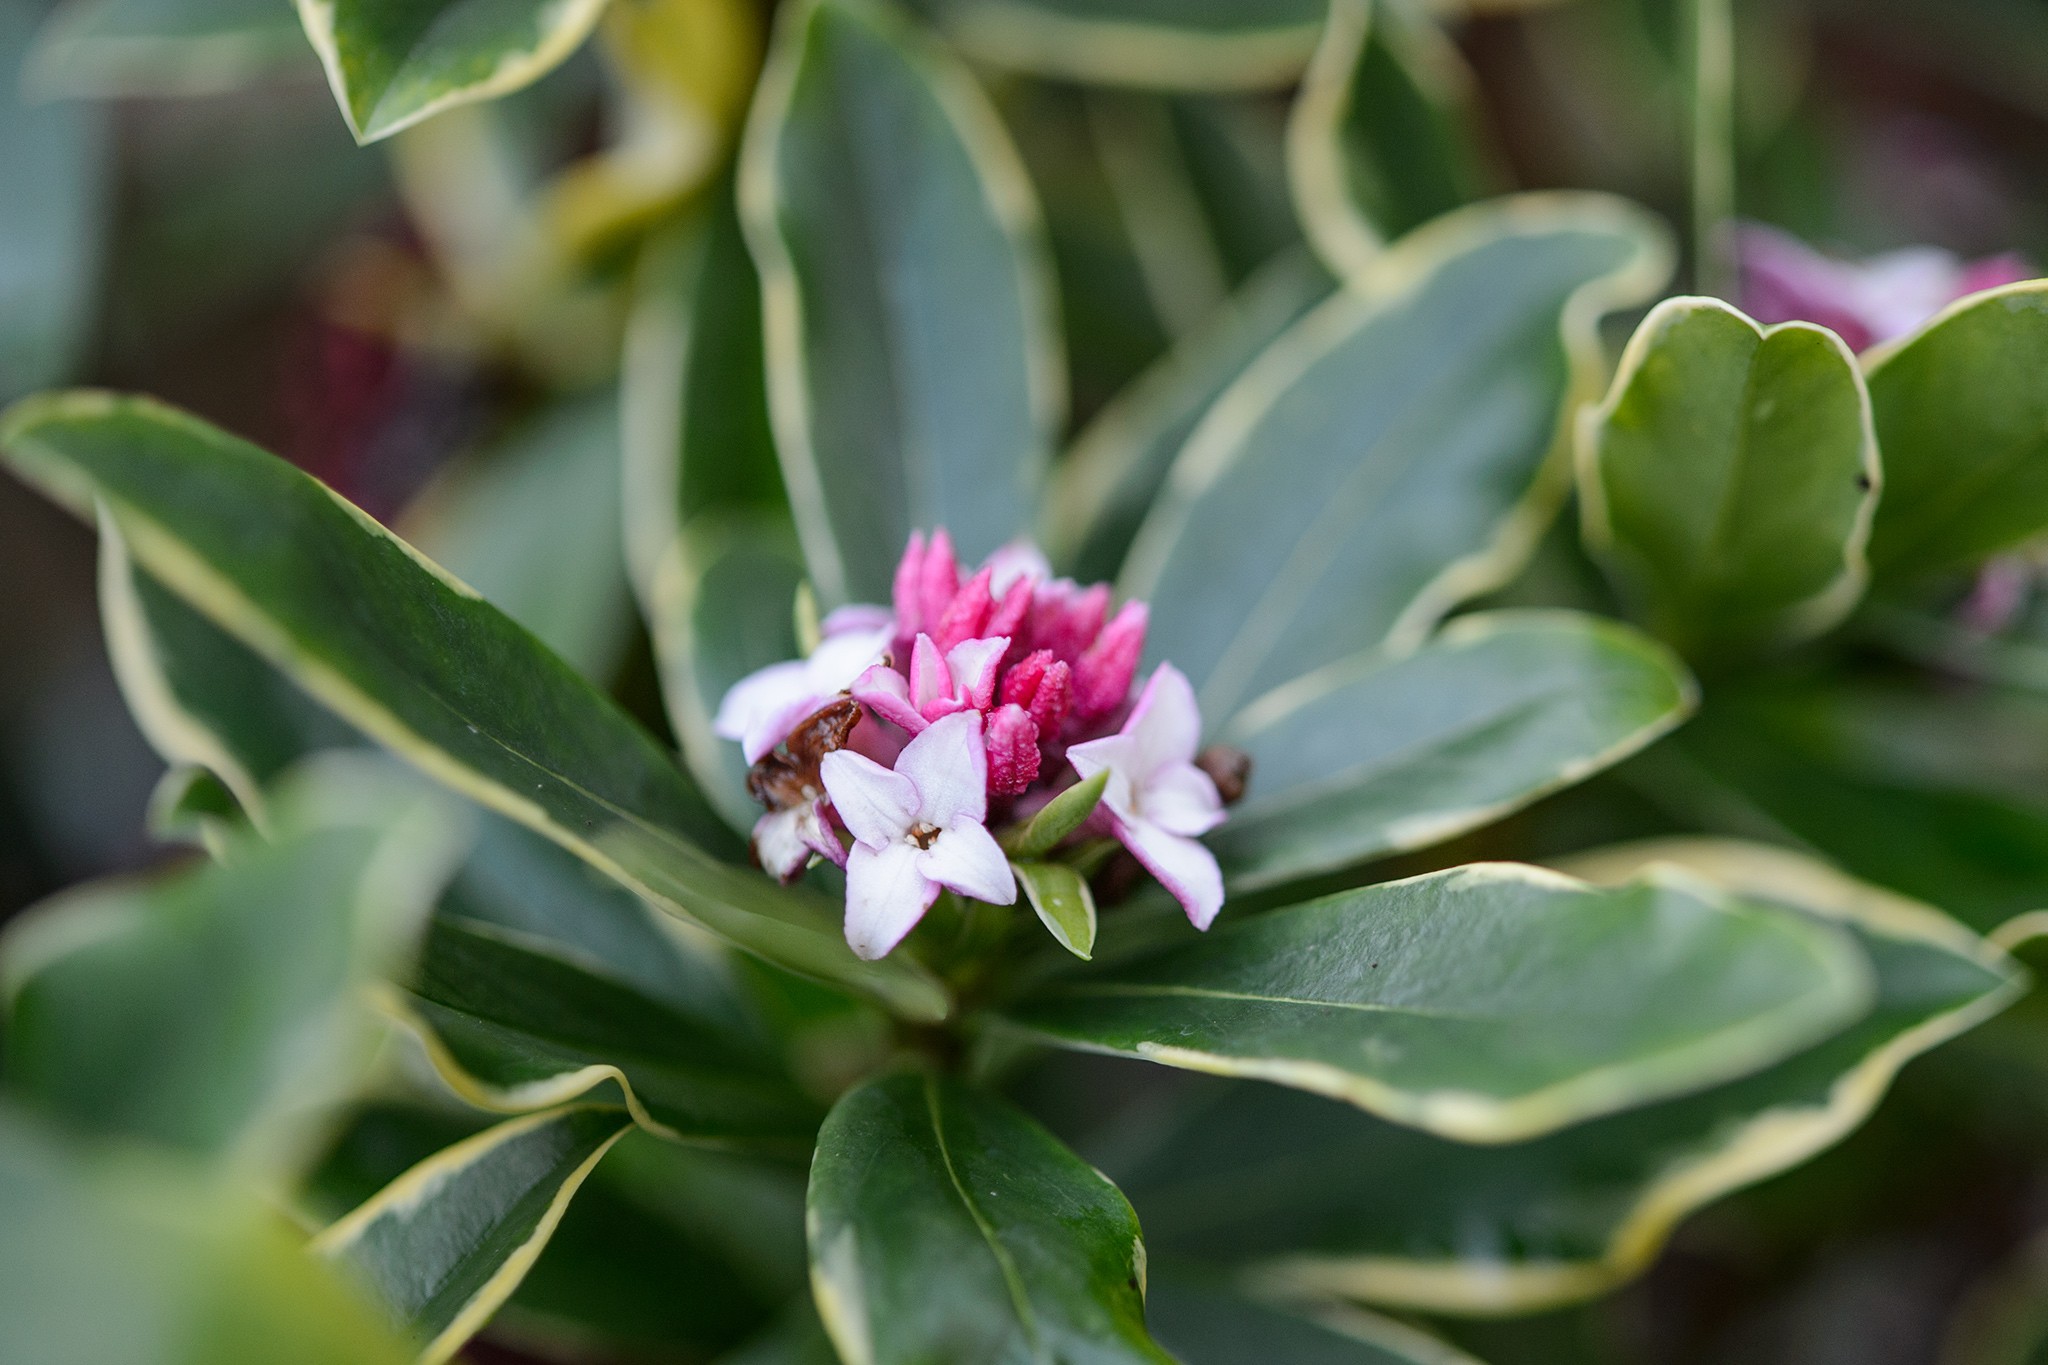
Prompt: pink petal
<box><xmin>892</xmin><ymin>530</ymin><xmax>930</xmax><ymax>637</ymax></box>
<box><xmin>854</xmin><ymin>663</ymin><xmax>926</xmax><ymax>735</ymax></box>
<box><xmin>945</xmin><ymin>636</ymin><xmax>1009</xmax><ymax>712</ymax></box>
<box><xmin>982</xmin><ymin>541</ymin><xmax>1051</xmax><ymax>596</ymax></box>
<box><xmin>820</xmin><ymin>750</ymin><xmax>917</xmax><ymax>848</ymax></box>
<box><xmin>919</xmin><ymin>529</ymin><xmax>960</xmax><ymax>632</ymax></box>
<box><xmin>1066</xmin><ymin>733</ymin><xmax>1140</xmax><ymax>815</ymax></box>
<box><xmin>1115</xmin><ymin>813</ymin><xmax>1224</xmax><ymax>931</ymax></box>
<box><xmin>806</xmin><ymin>627</ymin><xmax>890</xmax><ymax>692</ymax></box>
<box><xmin>935</xmin><ymin>566</ymin><xmax>995</xmax><ymax>651</ymax></box>
<box><xmin>1144</xmin><ymin>762</ymin><xmax>1226</xmax><ymax>837</ymax></box>
<box><xmin>1125</xmin><ymin>662</ymin><xmax>1202</xmax><ymax>773</ymax></box>
<box><xmin>844</xmin><ymin>841</ymin><xmax>939</xmax><ymax>960</ymax></box>
<box><xmin>985</xmin><ymin>577</ymin><xmax>1033</xmax><ymax>651</ymax></box>
<box><xmin>1958</xmin><ymin>253</ymin><xmax>2035</xmax><ymax>297</ymax></box>
<box><xmin>797</xmin><ymin>800</ymin><xmax>847</xmax><ymax>868</ymax></box>
<box><xmin>1073</xmin><ymin>601</ymin><xmax>1147</xmax><ymax>720</ymax></box>
<box><xmin>984</xmin><ymin>704</ymin><xmax>1041</xmax><ymax>796</ymax></box>
<box><xmin>896</xmin><ymin>711</ymin><xmax>988</xmax><ymax>828</ymax></box>
<box><xmin>908</xmin><ymin>634</ymin><xmax>948</xmax><ymax>713</ymax></box>
<box><xmin>920</xmin><ymin>818</ymin><xmax>1016</xmax><ymax>906</ymax></box>
<box><xmin>1002</xmin><ymin>650</ymin><xmax>1072</xmax><ymax>738</ymax></box>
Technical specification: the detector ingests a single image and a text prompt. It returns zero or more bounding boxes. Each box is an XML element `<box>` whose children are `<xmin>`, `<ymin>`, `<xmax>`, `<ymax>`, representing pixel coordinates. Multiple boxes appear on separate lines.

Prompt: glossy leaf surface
<box><xmin>1123</xmin><ymin>195</ymin><xmax>1672</xmax><ymax>722</ymax></box>
<box><xmin>295</xmin><ymin>0</ymin><xmax>612</xmax><ymax>142</ymax></box>
<box><xmin>1014</xmin><ymin>860</ymin><xmax>1099</xmax><ymax>960</ymax></box>
<box><xmin>1006</xmin><ymin>861</ymin><xmax>1871</xmax><ymax>1142</ymax></box>
<box><xmin>906</xmin><ymin>0</ymin><xmax>1325</xmax><ymax>91</ymax></box>
<box><xmin>1288</xmin><ymin>0</ymin><xmax>1491</xmax><ymax>279</ymax></box>
<box><xmin>741</xmin><ymin>0</ymin><xmax>1061</xmax><ymax>605</ymax></box>
<box><xmin>0</xmin><ymin>392</ymin><xmax>948</xmax><ymax>1019</ymax></box>
<box><xmin>1210</xmin><ymin>611</ymin><xmax>1694</xmax><ymax>890</ymax></box>
<box><xmin>1866</xmin><ymin>282</ymin><xmax>2048</xmax><ymax>581</ymax></box>
<box><xmin>1578</xmin><ymin>298</ymin><xmax>1878</xmax><ymax>655</ymax></box>
<box><xmin>2</xmin><ymin>757</ymin><xmax>465</xmax><ymax>1170</ymax></box>
<box><xmin>807</xmin><ymin>1071</ymin><xmax>1173</xmax><ymax>1365</ymax></box>
<box><xmin>1111</xmin><ymin>842</ymin><xmax>2021</xmax><ymax>1315</ymax></box>
<box><xmin>392</xmin><ymin>915</ymin><xmax>820</xmax><ymax>1149</ymax></box>
<box><xmin>1146</xmin><ymin>1274</ymin><xmax>1483</xmax><ymax>1365</ymax></box>
<box><xmin>314</xmin><ymin>1105</ymin><xmax>633</xmax><ymax>1364</ymax></box>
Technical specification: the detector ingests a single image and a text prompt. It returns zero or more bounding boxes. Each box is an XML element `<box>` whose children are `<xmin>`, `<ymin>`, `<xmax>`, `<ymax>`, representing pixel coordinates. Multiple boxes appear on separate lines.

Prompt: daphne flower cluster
<box><xmin>714</xmin><ymin>530</ymin><xmax>1228</xmax><ymax>959</ymax></box>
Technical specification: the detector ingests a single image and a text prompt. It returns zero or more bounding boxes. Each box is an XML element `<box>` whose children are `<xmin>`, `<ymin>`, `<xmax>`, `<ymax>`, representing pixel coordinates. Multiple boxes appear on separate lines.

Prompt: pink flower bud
<box><xmin>935</xmin><ymin>566</ymin><xmax>995</xmax><ymax>651</ymax></box>
<box><xmin>1073</xmin><ymin>601</ymin><xmax>1147</xmax><ymax>720</ymax></box>
<box><xmin>984</xmin><ymin>704</ymin><xmax>1041</xmax><ymax>796</ymax></box>
<box><xmin>986</xmin><ymin>575</ymin><xmax>1033</xmax><ymax>652</ymax></box>
<box><xmin>891</xmin><ymin>528</ymin><xmax>959</xmax><ymax>641</ymax></box>
<box><xmin>1000</xmin><ymin>649</ymin><xmax>1072</xmax><ymax>738</ymax></box>
<box><xmin>1031</xmin><ymin>581</ymin><xmax>1110</xmax><ymax>666</ymax></box>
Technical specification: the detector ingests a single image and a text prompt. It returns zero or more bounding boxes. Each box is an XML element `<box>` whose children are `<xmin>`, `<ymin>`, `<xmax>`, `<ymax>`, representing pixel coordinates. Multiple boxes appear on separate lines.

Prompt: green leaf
<box><xmin>1210</xmin><ymin>610</ymin><xmax>1695</xmax><ymax>891</ymax></box>
<box><xmin>98</xmin><ymin>511</ymin><xmax>350</xmax><ymax>832</ymax></box>
<box><xmin>1866</xmin><ymin>282</ymin><xmax>2048</xmax><ymax>582</ymax></box>
<box><xmin>1014</xmin><ymin>860</ymin><xmax>1099</xmax><ymax>960</ymax></box>
<box><xmin>314</xmin><ymin>1105</ymin><xmax>633</xmax><ymax>1363</ymax></box>
<box><xmin>27</xmin><ymin>0</ymin><xmax>312</xmax><ymax>99</ymax></box>
<box><xmin>1145</xmin><ymin>1273</ymin><xmax>1484</xmax><ymax>1365</ymax></box>
<box><xmin>0</xmin><ymin>391</ymin><xmax>948</xmax><ymax>1020</ymax></box>
<box><xmin>1004</xmin><ymin>860</ymin><xmax>1873</xmax><ymax>1143</ymax></box>
<box><xmin>807</xmin><ymin>1071</ymin><xmax>1174</xmax><ymax>1365</ymax></box>
<box><xmin>1003</xmin><ymin>768</ymin><xmax>1109</xmax><ymax>860</ymax></box>
<box><xmin>1577</xmin><ymin>297</ymin><xmax>1879</xmax><ymax>656</ymax></box>
<box><xmin>739</xmin><ymin>0</ymin><xmax>1063</xmax><ymax>605</ymax></box>
<box><xmin>389</xmin><ymin>915</ymin><xmax>822</xmax><ymax>1149</ymax></box>
<box><xmin>1287</xmin><ymin>0</ymin><xmax>1494</xmax><ymax>279</ymax></box>
<box><xmin>1</xmin><ymin>755</ymin><xmax>467</xmax><ymax>1172</ymax></box>
<box><xmin>1</xmin><ymin>0</ymin><xmax>109</xmax><ymax>404</ymax></box>
<box><xmin>620</xmin><ymin>194</ymin><xmax>785</xmax><ymax>607</ymax></box>
<box><xmin>1114</xmin><ymin>841</ymin><xmax>2021</xmax><ymax>1315</ymax></box>
<box><xmin>404</xmin><ymin>397</ymin><xmax>634</xmax><ymax>681</ymax></box>
<box><xmin>0</xmin><ymin>1105</ymin><xmax>412</xmax><ymax>1365</ymax></box>
<box><xmin>1046</xmin><ymin>248</ymin><xmax>1330</xmax><ymax>583</ymax></box>
<box><xmin>905</xmin><ymin>0</ymin><xmax>1325</xmax><ymax>91</ymax></box>
<box><xmin>1121</xmin><ymin>194</ymin><xmax>1673</xmax><ymax>724</ymax></box>
<box><xmin>293</xmin><ymin>0</ymin><xmax>612</xmax><ymax>143</ymax></box>
<box><xmin>649</xmin><ymin>513</ymin><xmax>809</xmax><ymax>834</ymax></box>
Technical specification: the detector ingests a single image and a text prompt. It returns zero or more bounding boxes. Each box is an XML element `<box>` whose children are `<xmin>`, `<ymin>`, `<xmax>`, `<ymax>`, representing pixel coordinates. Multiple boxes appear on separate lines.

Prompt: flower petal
<box><xmin>822</xmin><ymin>604</ymin><xmax>893</xmax><ymax>638</ymax></box>
<box><xmin>945</xmin><ymin>635</ymin><xmax>1009</xmax><ymax>712</ymax></box>
<box><xmin>853</xmin><ymin>664</ymin><xmax>926</xmax><ymax>735</ymax></box>
<box><xmin>1126</xmin><ymin>662</ymin><xmax>1202</xmax><ymax>773</ymax></box>
<box><xmin>1066</xmin><ymin>733</ymin><xmax>1140</xmax><ymax>814</ymax></box>
<box><xmin>982</xmin><ymin>540</ymin><xmax>1051</xmax><ymax>595</ymax></box>
<box><xmin>1115</xmin><ymin>814</ymin><xmax>1224</xmax><ymax>931</ymax></box>
<box><xmin>1142</xmin><ymin>762</ymin><xmax>1225</xmax><ymax>836</ymax></box>
<box><xmin>796</xmin><ymin>799</ymin><xmax>847</xmax><ymax>868</ymax></box>
<box><xmin>896</xmin><ymin>710</ymin><xmax>988</xmax><ymax>827</ymax></box>
<box><xmin>844</xmin><ymin>841</ymin><xmax>939</xmax><ymax>960</ymax></box>
<box><xmin>820</xmin><ymin>750</ymin><xmax>917</xmax><ymax>848</ymax></box>
<box><xmin>751</xmin><ymin>807</ymin><xmax>814</xmax><ymax>883</ymax></box>
<box><xmin>920</xmin><ymin>818</ymin><xmax>1016</xmax><ymax>906</ymax></box>
<box><xmin>807</xmin><ymin>626</ymin><xmax>890</xmax><ymax>692</ymax></box>
<box><xmin>713</xmin><ymin>660</ymin><xmax>819</xmax><ymax>762</ymax></box>
<box><xmin>909</xmin><ymin>633</ymin><xmax>949</xmax><ymax>712</ymax></box>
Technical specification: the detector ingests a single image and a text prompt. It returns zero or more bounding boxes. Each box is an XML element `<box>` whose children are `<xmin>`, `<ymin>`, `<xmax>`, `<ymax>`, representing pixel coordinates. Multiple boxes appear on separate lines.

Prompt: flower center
<box><xmin>908</xmin><ymin>822</ymin><xmax>940</xmax><ymax>850</ymax></box>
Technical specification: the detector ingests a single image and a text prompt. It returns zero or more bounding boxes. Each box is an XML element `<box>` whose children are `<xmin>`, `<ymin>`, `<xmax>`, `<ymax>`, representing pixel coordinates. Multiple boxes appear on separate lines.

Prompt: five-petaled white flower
<box><xmin>820</xmin><ymin>711</ymin><xmax>1017</xmax><ymax>960</ymax></box>
<box><xmin>1067</xmin><ymin>663</ymin><xmax>1226</xmax><ymax>930</ymax></box>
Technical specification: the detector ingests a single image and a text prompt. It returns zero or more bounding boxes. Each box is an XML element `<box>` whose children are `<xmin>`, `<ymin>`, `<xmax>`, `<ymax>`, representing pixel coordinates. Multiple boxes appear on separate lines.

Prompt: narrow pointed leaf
<box><xmin>27</xmin><ymin>0</ymin><xmax>312</xmax><ymax>99</ymax></box>
<box><xmin>1014</xmin><ymin>860</ymin><xmax>1098</xmax><ymax>959</ymax></box>
<box><xmin>0</xmin><ymin>392</ymin><xmax>948</xmax><ymax>1020</ymax></box>
<box><xmin>1287</xmin><ymin>0</ymin><xmax>1493</xmax><ymax>280</ymax></box>
<box><xmin>1211</xmin><ymin>611</ymin><xmax>1695</xmax><ymax>890</ymax></box>
<box><xmin>1111</xmin><ymin>842</ymin><xmax>2022</xmax><ymax>1315</ymax></box>
<box><xmin>740</xmin><ymin>0</ymin><xmax>1062</xmax><ymax>604</ymax></box>
<box><xmin>294</xmin><ymin>0</ymin><xmax>612</xmax><ymax>143</ymax></box>
<box><xmin>1</xmin><ymin>1107</ymin><xmax>412</xmax><ymax>1365</ymax></box>
<box><xmin>1122</xmin><ymin>194</ymin><xmax>1673</xmax><ymax>723</ymax></box>
<box><xmin>1004</xmin><ymin>861</ymin><xmax>1872</xmax><ymax>1143</ymax></box>
<box><xmin>1047</xmin><ymin>249</ymin><xmax>1329</xmax><ymax>583</ymax></box>
<box><xmin>314</xmin><ymin>1105</ymin><xmax>633</xmax><ymax>1364</ymax></box>
<box><xmin>1578</xmin><ymin>297</ymin><xmax>1879</xmax><ymax>656</ymax></box>
<box><xmin>1003</xmin><ymin>768</ymin><xmax>1109</xmax><ymax>860</ymax></box>
<box><xmin>1866</xmin><ymin>281</ymin><xmax>2048</xmax><ymax>582</ymax></box>
<box><xmin>389</xmin><ymin>915</ymin><xmax>822</xmax><ymax>1149</ymax></box>
<box><xmin>905</xmin><ymin>0</ymin><xmax>1324</xmax><ymax>91</ymax></box>
<box><xmin>807</xmin><ymin>1071</ymin><xmax>1174</xmax><ymax>1365</ymax></box>
<box><xmin>1</xmin><ymin>756</ymin><xmax>467</xmax><ymax>1172</ymax></box>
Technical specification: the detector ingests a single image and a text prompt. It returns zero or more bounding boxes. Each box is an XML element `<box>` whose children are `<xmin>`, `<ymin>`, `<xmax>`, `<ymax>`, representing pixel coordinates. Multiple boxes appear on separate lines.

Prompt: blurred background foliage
<box><xmin>11</xmin><ymin>0</ymin><xmax>2048</xmax><ymax>1361</ymax></box>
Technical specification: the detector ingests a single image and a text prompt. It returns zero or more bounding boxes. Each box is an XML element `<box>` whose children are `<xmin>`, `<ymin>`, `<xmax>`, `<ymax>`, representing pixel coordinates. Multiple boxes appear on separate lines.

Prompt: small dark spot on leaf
<box><xmin>1856</xmin><ymin>473</ymin><xmax>1874</xmax><ymax>491</ymax></box>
